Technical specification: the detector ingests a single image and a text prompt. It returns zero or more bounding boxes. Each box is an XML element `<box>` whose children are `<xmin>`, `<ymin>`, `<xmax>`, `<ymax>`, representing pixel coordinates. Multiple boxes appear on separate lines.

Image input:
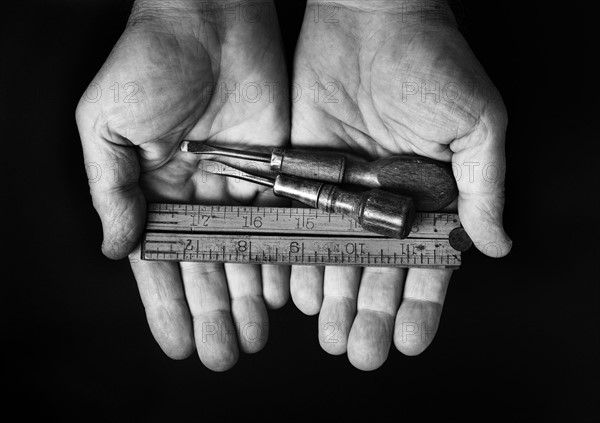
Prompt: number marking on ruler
<box><xmin>142</xmin><ymin>204</ymin><xmax>464</xmax><ymax>269</ymax></box>
<box><xmin>145</xmin><ymin>203</ymin><xmax>459</xmax><ymax>237</ymax></box>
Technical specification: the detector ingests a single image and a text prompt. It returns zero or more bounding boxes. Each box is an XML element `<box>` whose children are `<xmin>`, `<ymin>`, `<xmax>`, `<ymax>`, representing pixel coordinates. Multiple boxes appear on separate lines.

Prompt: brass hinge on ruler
<box><xmin>141</xmin><ymin>204</ymin><xmax>466</xmax><ymax>269</ymax></box>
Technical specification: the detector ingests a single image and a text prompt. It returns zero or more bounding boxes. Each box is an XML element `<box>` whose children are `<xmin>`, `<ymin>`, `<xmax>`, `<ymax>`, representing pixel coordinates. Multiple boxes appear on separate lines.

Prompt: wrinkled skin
<box><xmin>76</xmin><ymin>0</ymin><xmax>291</xmax><ymax>371</ymax></box>
<box><xmin>76</xmin><ymin>0</ymin><xmax>511</xmax><ymax>372</ymax></box>
<box><xmin>289</xmin><ymin>0</ymin><xmax>511</xmax><ymax>370</ymax></box>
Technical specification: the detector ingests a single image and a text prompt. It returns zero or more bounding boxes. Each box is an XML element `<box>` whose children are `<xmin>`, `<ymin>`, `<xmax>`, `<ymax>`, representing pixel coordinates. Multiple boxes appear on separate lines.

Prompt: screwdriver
<box><xmin>181</xmin><ymin>141</ymin><xmax>457</xmax><ymax>211</ymax></box>
<box><xmin>199</xmin><ymin>160</ymin><xmax>416</xmax><ymax>239</ymax></box>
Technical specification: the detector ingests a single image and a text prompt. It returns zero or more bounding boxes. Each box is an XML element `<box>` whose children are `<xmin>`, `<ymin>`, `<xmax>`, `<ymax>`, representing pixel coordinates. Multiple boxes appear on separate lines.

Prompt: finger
<box><xmin>76</xmin><ymin>101</ymin><xmax>145</xmax><ymax>259</ymax></box>
<box><xmin>290</xmin><ymin>266</ymin><xmax>324</xmax><ymax>315</ymax></box>
<box><xmin>394</xmin><ymin>268</ymin><xmax>452</xmax><ymax>356</ymax></box>
<box><xmin>451</xmin><ymin>102</ymin><xmax>512</xmax><ymax>257</ymax></box>
<box><xmin>318</xmin><ymin>266</ymin><xmax>361</xmax><ymax>355</ymax></box>
<box><xmin>128</xmin><ymin>245</ymin><xmax>194</xmax><ymax>360</ymax></box>
<box><xmin>253</xmin><ymin>189</ymin><xmax>290</xmax><ymax>310</ymax></box>
<box><xmin>224</xmin><ymin>264</ymin><xmax>269</xmax><ymax>354</ymax></box>
<box><xmin>262</xmin><ymin>265</ymin><xmax>290</xmax><ymax>309</ymax></box>
<box><xmin>348</xmin><ymin>268</ymin><xmax>405</xmax><ymax>371</ymax></box>
<box><xmin>180</xmin><ymin>262</ymin><xmax>238</xmax><ymax>372</ymax></box>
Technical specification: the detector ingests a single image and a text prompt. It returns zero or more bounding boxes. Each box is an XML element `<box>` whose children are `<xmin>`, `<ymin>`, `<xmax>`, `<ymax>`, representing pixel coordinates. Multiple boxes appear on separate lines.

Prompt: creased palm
<box><xmin>290</xmin><ymin>1</ymin><xmax>512</xmax><ymax>370</ymax></box>
<box><xmin>77</xmin><ymin>4</ymin><xmax>289</xmax><ymax>371</ymax></box>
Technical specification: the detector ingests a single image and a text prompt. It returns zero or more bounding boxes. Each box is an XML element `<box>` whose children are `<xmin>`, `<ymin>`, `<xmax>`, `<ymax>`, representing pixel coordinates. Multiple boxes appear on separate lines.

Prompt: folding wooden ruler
<box><xmin>141</xmin><ymin>203</ymin><xmax>469</xmax><ymax>269</ymax></box>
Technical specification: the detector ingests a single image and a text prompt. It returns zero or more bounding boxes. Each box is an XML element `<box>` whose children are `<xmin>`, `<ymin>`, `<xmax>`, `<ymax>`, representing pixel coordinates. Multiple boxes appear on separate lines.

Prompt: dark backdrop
<box><xmin>3</xmin><ymin>0</ymin><xmax>597</xmax><ymax>420</ymax></box>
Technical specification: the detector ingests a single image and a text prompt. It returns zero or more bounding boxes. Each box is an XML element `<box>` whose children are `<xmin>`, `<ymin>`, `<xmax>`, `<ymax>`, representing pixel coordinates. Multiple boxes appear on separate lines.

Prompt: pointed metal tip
<box><xmin>181</xmin><ymin>140</ymin><xmax>212</xmax><ymax>153</ymax></box>
<box><xmin>199</xmin><ymin>160</ymin><xmax>274</xmax><ymax>187</ymax></box>
<box><xmin>180</xmin><ymin>140</ymin><xmax>271</xmax><ymax>162</ymax></box>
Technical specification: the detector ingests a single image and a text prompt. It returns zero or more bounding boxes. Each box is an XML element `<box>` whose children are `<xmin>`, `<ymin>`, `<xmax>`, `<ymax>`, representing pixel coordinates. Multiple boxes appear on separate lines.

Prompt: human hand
<box><xmin>76</xmin><ymin>0</ymin><xmax>290</xmax><ymax>371</ymax></box>
<box><xmin>290</xmin><ymin>0</ymin><xmax>512</xmax><ymax>370</ymax></box>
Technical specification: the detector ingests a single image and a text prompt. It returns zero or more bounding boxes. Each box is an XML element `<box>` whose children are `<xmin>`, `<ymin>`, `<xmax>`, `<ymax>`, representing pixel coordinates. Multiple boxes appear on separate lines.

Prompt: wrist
<box><xmin>307</xmin><ymin>0</ymin><xmax>447</xmax><ymax>9</ymax></box>
<box><xmin>129</xmin><ymin>0</ymin><xmax>276</xmax><ymax>27</ymax></box>
<box><xmin>306</xmin><ymin>0</ymin><xmax>456</xmax><ymax>27</ymax></box>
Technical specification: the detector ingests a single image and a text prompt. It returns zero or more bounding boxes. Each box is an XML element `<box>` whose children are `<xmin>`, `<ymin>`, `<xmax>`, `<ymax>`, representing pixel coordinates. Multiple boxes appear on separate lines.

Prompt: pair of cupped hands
<box><xmin>76</xmin><ymin>0</ymin><xmax>511</xmax><ymax>371</ymax></box>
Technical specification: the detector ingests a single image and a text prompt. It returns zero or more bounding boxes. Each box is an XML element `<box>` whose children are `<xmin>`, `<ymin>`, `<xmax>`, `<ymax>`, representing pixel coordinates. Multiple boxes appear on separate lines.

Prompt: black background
<box><xmin>3</xmin><ymin>0</ymin><xmax>597</xmax><ymax>420</ymax></box>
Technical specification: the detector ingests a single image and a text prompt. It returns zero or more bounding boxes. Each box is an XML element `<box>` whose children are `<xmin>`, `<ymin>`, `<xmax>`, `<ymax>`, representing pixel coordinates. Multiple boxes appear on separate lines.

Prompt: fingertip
<box><xmin>473</xmin><ymin>231</ymin><xmax>512</xmax><ymax>258</ymax></box>
<box><xmin>97</xmin><ymin>187</ymin><xmax>146</xmax><ymax>260</ymax></box>
<box><xmin>291</xmin><ymin>290</ymin><xmax>322</xmax><ymax>316</ymax></box>
<box><xmin>261</xmin><ymin>265</ymin><xmax>290</xmax><ymax>310</ymax></box>
<box><xmin>102</xmin><ymin>239</ymin><xmax>137</xmax><ymax>260</ymax></box>
<box><xmin>194</xmin><ymin>311</ymin><xmax>240</xmax><ymax>372</ymax></box>
<box><xmin>145</xmin><ymin>300</ymin><xmax>195</xmax><ymax>360</ymax></box>
<box><xmin>204</xmin><ymin>348</ymin><xmax>239</xmax><ymax>372</ymax></box>
<box><xmin>458</xmin><ymin>200</ymin><xmax>513</xmax><ymax>258</ymax></box>
<box><xmin>347</xmin><ymin>311</ymin><xmax>394</xmax><ymax>371</ymax></box>
<box><xmin>290</xmin><ymin>266</ymin><xmax>324</xmax><ymax>316</ymax></box>
<box><xmin>161</xmin><ymin>338</ymin><xmax>195</xmax><ymax>361</ymax></box>
<box><xmin>263</xmin><ymin>292</ymin><xmax>288</xmax><ymax>310</ymax></box>
<box><xmin>101</xmin><ymin>233</ymin><xmax>145</xmax><ymax>261</ymax></box>
<box><xmin>394</xmin><ymin>299</ymin><xmax>442</xmax><ymax>356</ymax></box>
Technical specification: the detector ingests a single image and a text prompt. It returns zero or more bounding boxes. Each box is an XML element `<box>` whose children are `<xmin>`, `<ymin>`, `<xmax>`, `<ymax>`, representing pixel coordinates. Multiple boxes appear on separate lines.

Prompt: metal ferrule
<box><xmin>271</xmin><ymin>149</ymin><xmax>345</xmax><ymax>183</ymax></box>
<box><xmin>316</xmin><ymin>185</ymin><xmax>358</xmax><ymax>214</ymax></box>
<box><xmin>270</xmin><ymin>148</ymin><xmax>284</xmax><ymax>171</ymax></box>
<box><xmin>272</xmin><ymin>174</ymin><xmax>325</xmax><ymax>208</ymax></box>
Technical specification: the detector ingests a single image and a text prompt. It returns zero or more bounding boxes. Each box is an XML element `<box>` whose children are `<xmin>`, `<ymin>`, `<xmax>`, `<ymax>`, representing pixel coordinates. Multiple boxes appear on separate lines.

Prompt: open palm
<box><xmin>77</xmin><ymin>3</ymin><xmax>290</xmax><ymax>370</ymax></box>
<box><xmin>290</xmin><ymin>1</ymin><xmax>512</xmax><ymax>369</ymax></box>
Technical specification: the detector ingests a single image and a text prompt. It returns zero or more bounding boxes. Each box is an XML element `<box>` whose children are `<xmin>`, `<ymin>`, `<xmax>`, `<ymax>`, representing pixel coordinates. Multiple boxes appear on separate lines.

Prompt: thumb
<box><xmin>76</xmin><ymin>99</ymin><xmax>145</xmax><ymax>260</ymax></box>
<box><xmin>452</xmin><ymin>104</ymin><xmax>512</xmax><ymax>258</ymax></box>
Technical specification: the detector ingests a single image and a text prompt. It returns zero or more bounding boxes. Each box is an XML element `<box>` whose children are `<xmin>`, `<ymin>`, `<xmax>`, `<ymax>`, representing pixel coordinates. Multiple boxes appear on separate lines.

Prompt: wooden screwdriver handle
<box><xmin>344</xmin><ymin>156</ymin><xmax>457</xmax><ymax>211</ymax></box>
<box><xmin>271</xmin><ymin>149</ymin><xmax>457</xmax><ymax>211</ymax></box>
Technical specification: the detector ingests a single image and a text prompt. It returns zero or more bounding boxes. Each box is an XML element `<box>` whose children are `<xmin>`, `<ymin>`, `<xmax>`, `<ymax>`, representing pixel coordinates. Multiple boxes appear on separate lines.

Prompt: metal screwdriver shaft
<box><xmin>181</xmin><ymin>140</ymin><xmax>271</xmax><ymax>163</ymax></box>
<box><xmin>200</xmin><ymin>160</ymin><xmax>274</xmax><ymax>187</ymax></box>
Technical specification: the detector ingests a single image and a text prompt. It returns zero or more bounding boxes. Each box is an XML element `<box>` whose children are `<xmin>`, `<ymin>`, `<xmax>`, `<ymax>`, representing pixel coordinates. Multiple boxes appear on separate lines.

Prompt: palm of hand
<box><xmin>93</xmin><ymin>23</ymin><xmax>287</xmax><ymax>206</ymax></box>
<box><xmin>294</xmin><ymin>11</ymin><xmax>509</xmax><ymax>255</ymax></box>
<box><xmin>293</xmin><ymin>20</ymin><xmax>494</xmax><ymax>160</ymax></box>
<box><xmin>78</xmin><ymin>14</ymin><xmax>290</xmax><ymax>370</ymax></box>
<box><xmin>289</xmin><ymin>9</ymin><xmax>509</xmax><ymax>369</ymax></box>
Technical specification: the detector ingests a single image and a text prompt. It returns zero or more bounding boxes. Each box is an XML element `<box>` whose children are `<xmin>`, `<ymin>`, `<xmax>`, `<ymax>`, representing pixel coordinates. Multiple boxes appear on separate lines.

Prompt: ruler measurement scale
<box><xmin>142</xmin><ymin>204</ymin><xmax>464</xmax><ymax>269</ymax></box>
<box><xmin>143</xmin><ymin>235</ymin><xmax>461</xmax><ymax>267</ymax></box>
<box><xmin>145</xmin><ymin>203</ymin><xmax>459</xmax><ymax>238</ymax></box>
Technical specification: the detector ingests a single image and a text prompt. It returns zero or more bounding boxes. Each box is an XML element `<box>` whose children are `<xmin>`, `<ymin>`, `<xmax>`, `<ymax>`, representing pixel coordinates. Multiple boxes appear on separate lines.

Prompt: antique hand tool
<box><xmin>199</xmin><ymin>160</ymin><xmax>416</xmax><ymax>239</ymax></box>
<box><xmin>141</xmin><ymin>204</ymin><xmax>471</xmax><ymax>268</ymax></box>
<box><xmin>180</xmin><ymin>141</ymin><xmax>457</xmax><ymax>211</ymax></box>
